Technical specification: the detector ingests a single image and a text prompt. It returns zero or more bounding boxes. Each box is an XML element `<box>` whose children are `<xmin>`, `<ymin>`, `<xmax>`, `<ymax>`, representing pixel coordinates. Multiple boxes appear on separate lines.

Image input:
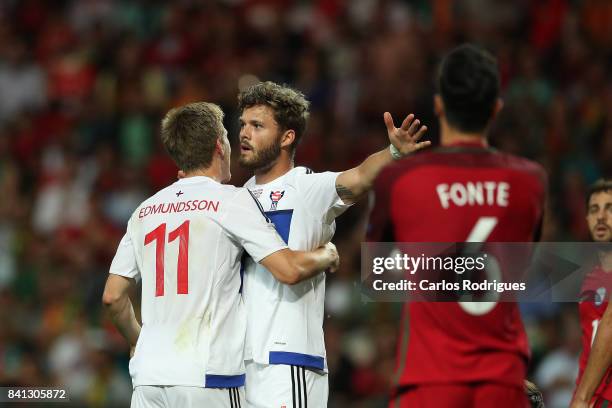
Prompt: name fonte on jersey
<box><xmin>436</xmin><ymin>181</ymin><xmax>510</xmax><ymax>209</ymax></box>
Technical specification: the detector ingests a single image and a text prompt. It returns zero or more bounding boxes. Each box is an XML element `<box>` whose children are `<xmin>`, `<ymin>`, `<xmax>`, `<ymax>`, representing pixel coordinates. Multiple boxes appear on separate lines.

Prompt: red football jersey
<box><xmin>577</xmin><ymin>265</ymin><xmax>612</xmax><ymax>401</ymax></box>
<box><xmin>368</xmin><ymin>141</ymin><xmax>546</xmax><ymax>389</ymax></box>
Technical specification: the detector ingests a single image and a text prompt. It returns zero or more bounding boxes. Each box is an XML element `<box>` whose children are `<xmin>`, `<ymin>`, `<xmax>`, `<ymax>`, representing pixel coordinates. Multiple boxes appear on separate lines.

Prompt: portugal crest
<box><xmin>269</xmin><ymin>190</ymin><xmax>285</xmax><ymax>210</ymax></box>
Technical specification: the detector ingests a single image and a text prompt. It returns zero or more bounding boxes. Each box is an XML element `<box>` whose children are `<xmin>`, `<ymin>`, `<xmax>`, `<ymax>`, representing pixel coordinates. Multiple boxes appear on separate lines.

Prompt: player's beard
<box><xmin>238</xmin><ymin>135</ymin><xmax>282</xmax><ymax>172</ymax></box>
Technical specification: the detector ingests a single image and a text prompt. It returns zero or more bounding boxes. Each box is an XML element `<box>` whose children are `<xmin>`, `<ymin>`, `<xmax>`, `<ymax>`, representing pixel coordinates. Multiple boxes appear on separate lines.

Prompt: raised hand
<box><xmin>384</xmin><ymin>112</ymin><xmax>430</xmax><ymax>157</ymax></box>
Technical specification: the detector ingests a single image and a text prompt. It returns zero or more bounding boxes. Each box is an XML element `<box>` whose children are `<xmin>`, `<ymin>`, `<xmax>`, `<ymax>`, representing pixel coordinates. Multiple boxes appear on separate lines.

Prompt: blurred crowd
<box><xmin>0</xmin><ymin>0</ymin><xmax>610</xmax><ymax>406</ymax></box>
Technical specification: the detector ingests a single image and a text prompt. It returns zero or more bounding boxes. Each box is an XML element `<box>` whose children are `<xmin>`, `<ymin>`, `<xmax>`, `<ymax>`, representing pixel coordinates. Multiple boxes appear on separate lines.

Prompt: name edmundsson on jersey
<box><xmin>139</xmin><ymin>200</ymin><xmax>220</xmax><ymax>218</ymax></box>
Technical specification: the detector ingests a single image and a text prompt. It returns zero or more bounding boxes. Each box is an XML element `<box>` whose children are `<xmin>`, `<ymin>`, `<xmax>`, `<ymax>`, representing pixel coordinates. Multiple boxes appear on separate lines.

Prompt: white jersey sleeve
<box><xmin>109</xmin><ymin>219</ymin><xmax>140</xmax><ymax>281</ymax></box>
<box><xmin>295</xmin><ymin>171</ymin><xmax>352</xmax><ymax>224</ymax></box>
<box><xmin>222</xmin><ymin>188</ymin><xmax>288</xmax><ymax>262</ymax></box>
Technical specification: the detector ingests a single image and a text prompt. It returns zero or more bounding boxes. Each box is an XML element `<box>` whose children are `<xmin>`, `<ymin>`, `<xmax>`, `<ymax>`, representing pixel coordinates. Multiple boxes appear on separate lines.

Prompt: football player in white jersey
<box><xmin>236</xmin><ymin>82</ymin><xmax>429</xmax><ymax>407</ymax></box>
<box><xmin>102</xmin><ymin>102</ymin><xmax>340</xmax><ymax>408</ymax></box>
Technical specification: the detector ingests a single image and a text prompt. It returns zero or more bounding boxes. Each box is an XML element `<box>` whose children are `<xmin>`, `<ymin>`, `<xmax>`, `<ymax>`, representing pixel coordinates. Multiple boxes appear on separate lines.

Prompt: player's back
<box><xmin>114</xmin><ymin>176</ymin><xmax>266</xmax><ymax>388</ymax></box>
<box><xmin>369</xmin><ymin>141</ymin><xmax>546</xmax><ymax>388</ymax></box>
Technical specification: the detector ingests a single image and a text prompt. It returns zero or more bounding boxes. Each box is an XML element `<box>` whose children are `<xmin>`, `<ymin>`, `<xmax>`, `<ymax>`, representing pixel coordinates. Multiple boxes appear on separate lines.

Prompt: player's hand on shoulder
<box><xmin>324</xmin><ymin>242</ymin><xmax>339</xmax><ymax>273</ymax></box>
<box><xmin>384</xmin><ymin>111</ymin><xmax>430</xmax><ymax>157</ymax></box>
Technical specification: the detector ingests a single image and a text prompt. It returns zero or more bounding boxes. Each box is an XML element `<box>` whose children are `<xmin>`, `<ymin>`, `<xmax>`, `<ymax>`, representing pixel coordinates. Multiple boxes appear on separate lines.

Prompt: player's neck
<box><xmin>440</xmin><ymin>122</ymin><xmax>488</xmax><ymax>147</ymax></box>
<box><xmin>183</xmin><ymin>167</ymin><xmax>223</xmax><ymax>183</ymax></box>
<box><xmin>254</xmin><ymin>155</ymin><xmax>294</xmax><ymax>185</ymax></box>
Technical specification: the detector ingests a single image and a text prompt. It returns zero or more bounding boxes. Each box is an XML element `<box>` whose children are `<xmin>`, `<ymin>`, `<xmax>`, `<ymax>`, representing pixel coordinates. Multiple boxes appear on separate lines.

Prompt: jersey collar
<box><xmin>445</xmin><ymin>140</ymin><xmax>488</xmax><ymax>148</ymax></box>
<box><xmin>251</xmin><ymin>167</ymin><xmax>297</xmax><ymax>187</ymax></box>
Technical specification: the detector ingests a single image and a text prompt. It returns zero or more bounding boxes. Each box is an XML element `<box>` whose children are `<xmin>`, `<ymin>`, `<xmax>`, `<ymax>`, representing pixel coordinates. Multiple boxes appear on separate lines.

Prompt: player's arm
<box><xmin>104</xmin><ymin>221</ymin><xmax>141</xmax><ymax>353</ymax></box>
<box><xmin>102</xmin><ymin>274</ymin><xmax>141</xmax><ymax>348</ymax></box>
<box><xmin>225</xmin><ymin>189</ymin><xmax>338</xmax><ymax>284</ymax></box>
<box><xmin>260</xmin><ymin>242</ymin><xmax>339</xmax><ymax>285</ymax></box>
<box><xmin>571</xmin><ymin>300</ymin><xmax>612</xmax><ymax>408</ymax></box>
<box><xmin>334</xmin><ymin>112</ymin><xmax>429</xmax><ymax>204</ymax></box>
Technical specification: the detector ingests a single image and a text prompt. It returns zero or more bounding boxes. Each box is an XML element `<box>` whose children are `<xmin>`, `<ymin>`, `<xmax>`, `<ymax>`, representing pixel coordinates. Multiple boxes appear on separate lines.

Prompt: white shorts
<box><xmin>131</xmin><ymin>385</ymin><xmax>244</xmax><ymax>408</ymax></box>
<box><xmin>245</xmin><ymin>360</ymin><xmax>328</xmax><ymax>408</ymax></box>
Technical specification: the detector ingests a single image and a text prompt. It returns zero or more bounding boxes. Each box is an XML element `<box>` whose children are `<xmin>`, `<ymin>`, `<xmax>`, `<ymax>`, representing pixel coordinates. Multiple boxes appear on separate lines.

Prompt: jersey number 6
<box><xmin>460</xmin><ymin>216</ymin><xmax>499</xmax><ymax>316</ymax></box>
<box><xmin>144</xmin><ymin>221</ymin><xmax>190</xmax><ymax>297</ymax></box>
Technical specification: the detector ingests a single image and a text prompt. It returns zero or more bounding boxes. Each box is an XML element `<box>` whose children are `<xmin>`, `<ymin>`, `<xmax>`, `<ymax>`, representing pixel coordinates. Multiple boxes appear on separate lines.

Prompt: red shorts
<box><xmin>389</xmin><ymin>383</ymin><xmax>529</xmax><ymax>408</ymax></box>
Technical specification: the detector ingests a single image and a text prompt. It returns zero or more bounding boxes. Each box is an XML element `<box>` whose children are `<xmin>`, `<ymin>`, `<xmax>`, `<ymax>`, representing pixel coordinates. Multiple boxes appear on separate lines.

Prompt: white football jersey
<box><xmin>243</xmin><ymin>167</ymin><xmax>351</xmax><ymax>371</ymax></box>
<box><xmin>109</xmin><ymin>176</ymin><xmax>287</xmax><ymax>388</ymax></box>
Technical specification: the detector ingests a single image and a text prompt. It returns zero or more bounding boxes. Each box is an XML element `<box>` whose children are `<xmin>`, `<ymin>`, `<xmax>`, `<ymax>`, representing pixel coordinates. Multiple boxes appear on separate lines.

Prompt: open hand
<box><xmin>384</xmin><ymin>112</ymin><xmax>430</xmax><ymax>157</ymax></box>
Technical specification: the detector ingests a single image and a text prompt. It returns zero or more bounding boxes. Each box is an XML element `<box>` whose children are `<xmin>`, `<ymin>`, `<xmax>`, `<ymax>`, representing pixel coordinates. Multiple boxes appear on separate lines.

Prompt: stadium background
<box><xmin>0</xmin><ymin>0</ymin><xmax>610</xmax><ymax>406</ymax></box>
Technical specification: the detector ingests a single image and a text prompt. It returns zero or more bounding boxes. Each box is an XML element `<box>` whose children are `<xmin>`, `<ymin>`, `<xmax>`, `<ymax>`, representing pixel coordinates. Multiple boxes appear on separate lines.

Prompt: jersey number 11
<box><xmin>144</xmin><ymin>221</ymin><xmax>190</xmax><ymax>297</ymax></box>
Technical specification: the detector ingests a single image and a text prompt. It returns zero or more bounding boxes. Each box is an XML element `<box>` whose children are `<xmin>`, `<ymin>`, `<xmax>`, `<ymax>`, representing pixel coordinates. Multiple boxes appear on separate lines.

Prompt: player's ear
<box><xmin>434</xmin><ymin>94</ymin><xmax>444</xmax><ymax>117</ymax></box>
<box><xmin>280</xmin><ymin>129</ymin><xmax>295</xmax><ymax>149</ymax></box>
<box><xmin>491</xmin><ymin>98</ymin><xmax>504</xmax><ymax>119</ymax></box>
<box><xmin>215</xmin><ymin>138</ymin><xmax>225</xmax><ymax>159</ymax></box>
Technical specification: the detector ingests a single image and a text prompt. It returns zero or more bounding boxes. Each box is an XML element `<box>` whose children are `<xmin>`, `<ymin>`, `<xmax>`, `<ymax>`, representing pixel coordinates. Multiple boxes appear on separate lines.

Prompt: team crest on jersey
<box><xmin>269</xmin><ymin>190</ymin><xmax>285</xmax><ymax>210</ymax></box>
<box><xmin>251</xmin><ymin>188</ymin><xmax>263</xmax><ymax>199</ymax></box>
<box><xmin>596</xmin><ymin>287</ymin><xmax>606</xmax><ymax>306</ymax></box>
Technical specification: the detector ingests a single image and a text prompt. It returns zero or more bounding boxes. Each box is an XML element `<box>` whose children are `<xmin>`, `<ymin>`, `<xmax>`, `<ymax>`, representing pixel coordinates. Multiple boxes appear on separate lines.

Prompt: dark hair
<box><xmin>586</xmin><ymin>178</ymin><xmax>612</xmax><ymax>208</ymax></box>
<box><xmin>237</xmin><ymin>81</ymin><xmax>310</xmax><ymax>154</ymax></box>
<box><xmin>437</xmin><ymin>44</ymin><xmax>500</xmax><ymax>133</ymax></box>
<box><xmin>160</xmin><ymin>102</ymin><xmax>224</xmax><ymax>171</ymax></box>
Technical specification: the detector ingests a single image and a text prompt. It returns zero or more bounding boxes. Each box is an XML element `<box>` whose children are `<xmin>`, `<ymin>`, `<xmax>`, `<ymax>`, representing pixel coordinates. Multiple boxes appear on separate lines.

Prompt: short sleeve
<box><xmin>223</xmin><ymin>188</ymin><xmax>288</xmax><ymax>262</ymax></box>
<box><xmin>109</xmin><ymin>223</ymin><xmax>140</xmax><ymax>281</ymax></box>
<box><xmin>295</xmin><ymin>171</ymin><xmax>352</xmax><ymax>223</ymax></box>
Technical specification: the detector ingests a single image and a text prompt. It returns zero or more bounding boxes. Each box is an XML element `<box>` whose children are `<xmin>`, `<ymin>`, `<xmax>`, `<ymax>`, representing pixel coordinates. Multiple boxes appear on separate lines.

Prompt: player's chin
<box><xmin>593</xmin><ymin>230</ymin><xmax>612</xmax><ymax>242</ymax></box>
<box><xmin>238</xmin><ymin>155</ymin><xmax>259</xmax><ymax>169</ymax></box>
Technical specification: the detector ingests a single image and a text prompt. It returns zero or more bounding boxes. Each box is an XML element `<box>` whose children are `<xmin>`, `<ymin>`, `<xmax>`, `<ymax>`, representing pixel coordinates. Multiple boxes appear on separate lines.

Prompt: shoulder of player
<box><xmin>296</xmin><ymin>166</ymin><xmax>314</xmax><ymax>175</ymax></box>
<box><xmin>192</xmin><ymin>185</ymin><xmax>261</xmax><ymax>221</ymax></box>
<box><xmin>137</xmin><ymin>181</ymin><xmax>244</xmax><ymax>210</ymax></box>
<box><xmin>493</xmin><ymin>151</ymin><xmax>547</xmax><ymax>185</ymax></box>
<box><xmin>224</xmin><ymin>186</ymin><xmax>269</xmax><ymax>221</ymax></box>
<box><xmin>221</xmin><ymin>184</ymin><xmax>252</xmax><ymax>201</ymax></box>
<box><xmin>285</xmin><ymin>166</ymin><xmax>318</xmax><ymax>187</ymax></box>
<box><xmin>290</xmin><ymin>166</ymin><xmax>314</xmax><ymax>179</ymax></box>
<box><xmin>132</xmin><ymin>184</ymin><xmax>177</xmax><ymax>213</ymax></box>
<box><xmin>386</xmin><ymin>147</ymin><xmax>545</xmax><ymax>180</ymax></box>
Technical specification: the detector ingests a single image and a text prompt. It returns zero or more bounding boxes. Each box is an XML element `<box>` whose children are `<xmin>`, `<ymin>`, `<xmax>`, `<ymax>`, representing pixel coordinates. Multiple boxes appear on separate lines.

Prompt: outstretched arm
<box><xmin>335</xmin><ymin>112</ymin><xmax>429</xmax><ymax>204</ymax></box>
<box><xmin>571</xmin><ymin>300</ymin><xmax>612</xmax><ymax>408</ymax></box>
